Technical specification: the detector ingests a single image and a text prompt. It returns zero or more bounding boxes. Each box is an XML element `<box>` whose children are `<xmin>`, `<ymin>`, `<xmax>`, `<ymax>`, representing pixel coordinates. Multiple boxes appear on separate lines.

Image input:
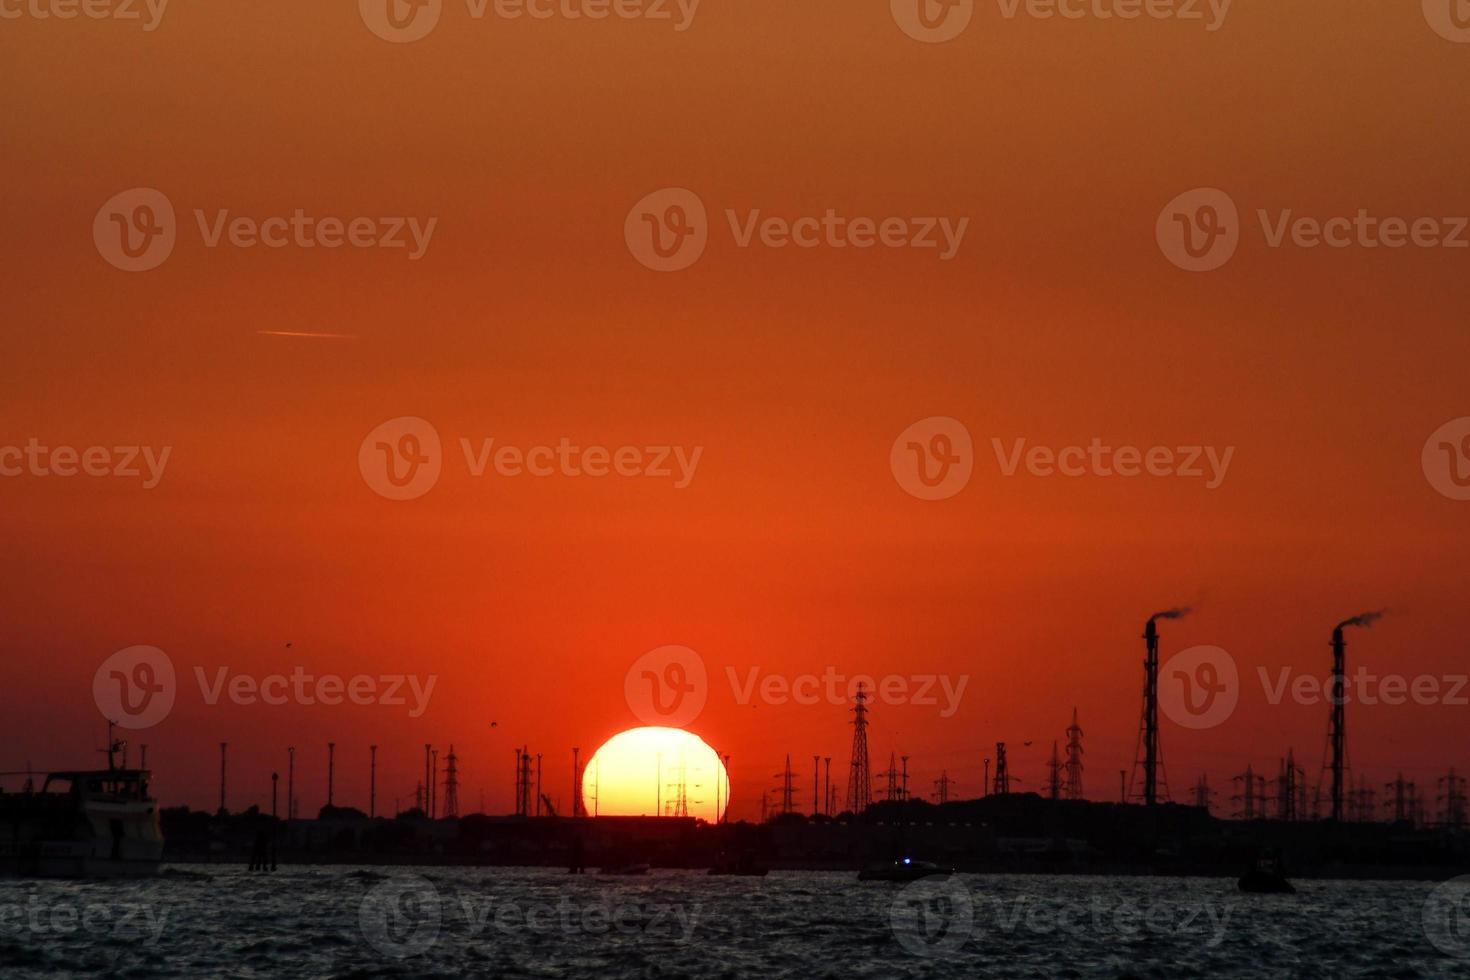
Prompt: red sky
<box><xmin>1</xmin><ymin>1</ymin><xmax>1467</xmax><ymax>819</ymax></box>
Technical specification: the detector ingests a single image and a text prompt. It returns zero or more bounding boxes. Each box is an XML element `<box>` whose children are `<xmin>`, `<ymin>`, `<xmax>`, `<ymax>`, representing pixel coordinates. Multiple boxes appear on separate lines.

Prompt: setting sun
<box><xmin>583</xmin><ymin>727</ymin><xmax>729</xmax><ymax>823</ymax></box>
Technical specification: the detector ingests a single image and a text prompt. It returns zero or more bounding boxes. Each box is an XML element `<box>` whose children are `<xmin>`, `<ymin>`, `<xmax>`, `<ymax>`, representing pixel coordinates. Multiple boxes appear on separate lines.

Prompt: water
<box><xmin>0</xmin><ymin>867</ymin><xmax>1464</xmax><ymax>978</ymax></box>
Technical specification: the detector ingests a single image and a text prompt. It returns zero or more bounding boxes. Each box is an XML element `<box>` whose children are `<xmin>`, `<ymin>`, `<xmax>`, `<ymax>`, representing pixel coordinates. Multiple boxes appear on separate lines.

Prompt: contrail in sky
<box><xmin>255</xmin><ymin>330</ymin><xmax>358</xmax><ymax>340</ymax></box>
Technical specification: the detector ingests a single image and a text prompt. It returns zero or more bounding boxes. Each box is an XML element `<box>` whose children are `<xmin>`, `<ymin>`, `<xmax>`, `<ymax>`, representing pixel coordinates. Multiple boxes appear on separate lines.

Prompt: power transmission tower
<box><xmin>1047</xmin><ymin>741</ymin><xmax>1062</xmax><ymax>801</ymax></box>
<box><xmin>443</xmin><ymin>745</ymin><xmax>460</xmax><ymax>819</ymax></box>
<box><xmin>1064</xmin><ymin>708</ymin><xmax>1085</xmax><ymax>800</ymax></box>
<box><xmin>845</xmin><ymin>684</ymin><xmax>871</xmax><ymax>815</ymax></box>
<box><xmin>1232</xmin><ymin>765</ymin><xmax>1266</xmax><ymax>819</ymax></box>
<box><xmin>1274</xmin><ymin>749</ymin><xmax>1305</xmax><ymax>821</ymax></box>
<box><xmin>1192</xmin><ymin>773</ymin><xmax>1213</xmax><ymax>812</ymax></box>
<box><xmin>993</xmin><ymin>742</ymin><xmax>1010</xmax><ymax>796</ymax></box>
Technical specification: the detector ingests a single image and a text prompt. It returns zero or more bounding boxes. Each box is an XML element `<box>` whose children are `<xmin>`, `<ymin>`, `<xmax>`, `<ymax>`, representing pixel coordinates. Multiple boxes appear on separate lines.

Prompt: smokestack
<box><xmin>1330</xmin><ymin>626</ymin><xmax>1346</xmax><ymax>822</ymax></box>
<box><xmin>1141</xmin><ymin>618</ymin><xmax>1161</xmax><ymax>806</ymax></box>
<box><xmin>1329</xmin><ymin>612</ymin><xmax>1384</xmax><ymax>822</ymax></box>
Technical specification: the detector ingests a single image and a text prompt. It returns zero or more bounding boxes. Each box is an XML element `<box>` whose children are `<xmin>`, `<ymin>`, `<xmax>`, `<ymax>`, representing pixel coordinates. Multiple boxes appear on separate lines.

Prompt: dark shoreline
<box><xmin>160</xmin><ymin>794</ymin><xmax>1470</xmax><ymax>883</ymax></box>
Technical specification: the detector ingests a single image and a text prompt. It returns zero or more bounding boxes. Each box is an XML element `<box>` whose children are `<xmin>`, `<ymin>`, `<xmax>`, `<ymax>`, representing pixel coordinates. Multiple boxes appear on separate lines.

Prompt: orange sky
<box><xmin>2</xmin><ymin>2</ymin><xmax>1467</xmax><ymax>819</ymax></box>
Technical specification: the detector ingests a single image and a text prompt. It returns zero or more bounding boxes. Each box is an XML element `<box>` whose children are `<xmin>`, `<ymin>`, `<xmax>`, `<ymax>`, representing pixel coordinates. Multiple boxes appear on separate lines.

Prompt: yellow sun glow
<box><xmin>583</xmin><ymin>727</ymin><xmax>729</xmax><ymax>822</ymax></box>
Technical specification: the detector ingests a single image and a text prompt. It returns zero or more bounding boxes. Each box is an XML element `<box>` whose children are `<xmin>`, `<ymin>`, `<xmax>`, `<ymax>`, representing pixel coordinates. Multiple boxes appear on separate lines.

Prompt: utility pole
<box><xmin>572</xmin><ymin>747</ymin><xmax>582</xmax><ymax>818</ymax></box>
<box><xmin>219</xmin><ymin>742</ymin><xmax>228</xmax><ymax>815</ymax></box>
<box><xmin>813</xmin><ymin>754</ymin><xmax>820</xmax><ymax>817</ymax></box>
<box><xmin>823</xmin><ymin>757</ymin><xmax>831</xmax><ymax>817</ymax></box>
<box><xmin>370</xmin><ymin>745</ymin><xmax>378</xmax><ymax>818</ymax></box>
<box><xmin>287</xmin><ymin>746</ymin><xmax>295</xmax><ymax>820</ymax></box>
<box><xmin>327</xmin><ymin>742</ymin><xmax>336</xmax><ymax>809</ymax></box>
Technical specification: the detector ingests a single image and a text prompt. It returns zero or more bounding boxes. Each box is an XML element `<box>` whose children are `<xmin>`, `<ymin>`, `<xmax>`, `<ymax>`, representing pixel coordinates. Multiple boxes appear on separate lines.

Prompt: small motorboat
<box><xmin>857</xmin><ymin>858</ymin><xmax>954</xmax><ymax>882</ymax></box>
<box><xmin>1239</xmin><ymin>854</ymin><xmax>1296</xmax><ymax>894</ymax></box>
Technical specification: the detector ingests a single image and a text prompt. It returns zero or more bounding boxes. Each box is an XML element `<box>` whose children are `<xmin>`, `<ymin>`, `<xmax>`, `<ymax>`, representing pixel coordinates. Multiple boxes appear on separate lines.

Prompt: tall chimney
<box><xmin>1141</xmin><ymin>618</ymin><xmax>1161</xmax><ymax>806</ymax></box>
<box><xmin>1330</xmin><ymin>626</ymin><xmax>1347</xmax><ymax>822</ymax></box>
<box><xmin>370</xmin><ymin>745</ymin><xmax>378</xmax><ymax>818</ymax></box>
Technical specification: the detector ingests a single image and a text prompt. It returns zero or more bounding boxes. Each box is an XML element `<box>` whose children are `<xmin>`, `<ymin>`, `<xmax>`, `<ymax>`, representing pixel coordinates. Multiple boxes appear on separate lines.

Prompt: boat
<box><xmin>857</xmin><ymin>858</ymin><xmax>955</xmax><ymax>882</ymax></box>
<box><xmin>1238</xmin><ymin>854</ymin><xmax>1296</xmax><ymax>894</ymax></box>
<box><xmin>599</xmin><ymin>862</ymin><xmax>651</xmax><ymax>876</ymax></box>
<box><xmin>0</xmin><ymin>759</ymin><xmax>164</xmax><ymax>878</ymax></box>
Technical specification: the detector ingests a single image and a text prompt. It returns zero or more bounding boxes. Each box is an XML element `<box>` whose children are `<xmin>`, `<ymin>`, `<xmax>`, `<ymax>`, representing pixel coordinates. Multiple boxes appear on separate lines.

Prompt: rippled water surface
<box><xmin>0</xmin><ymin>867</ymin><xmax>1463</xmax><ymax>978</ymax></box>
